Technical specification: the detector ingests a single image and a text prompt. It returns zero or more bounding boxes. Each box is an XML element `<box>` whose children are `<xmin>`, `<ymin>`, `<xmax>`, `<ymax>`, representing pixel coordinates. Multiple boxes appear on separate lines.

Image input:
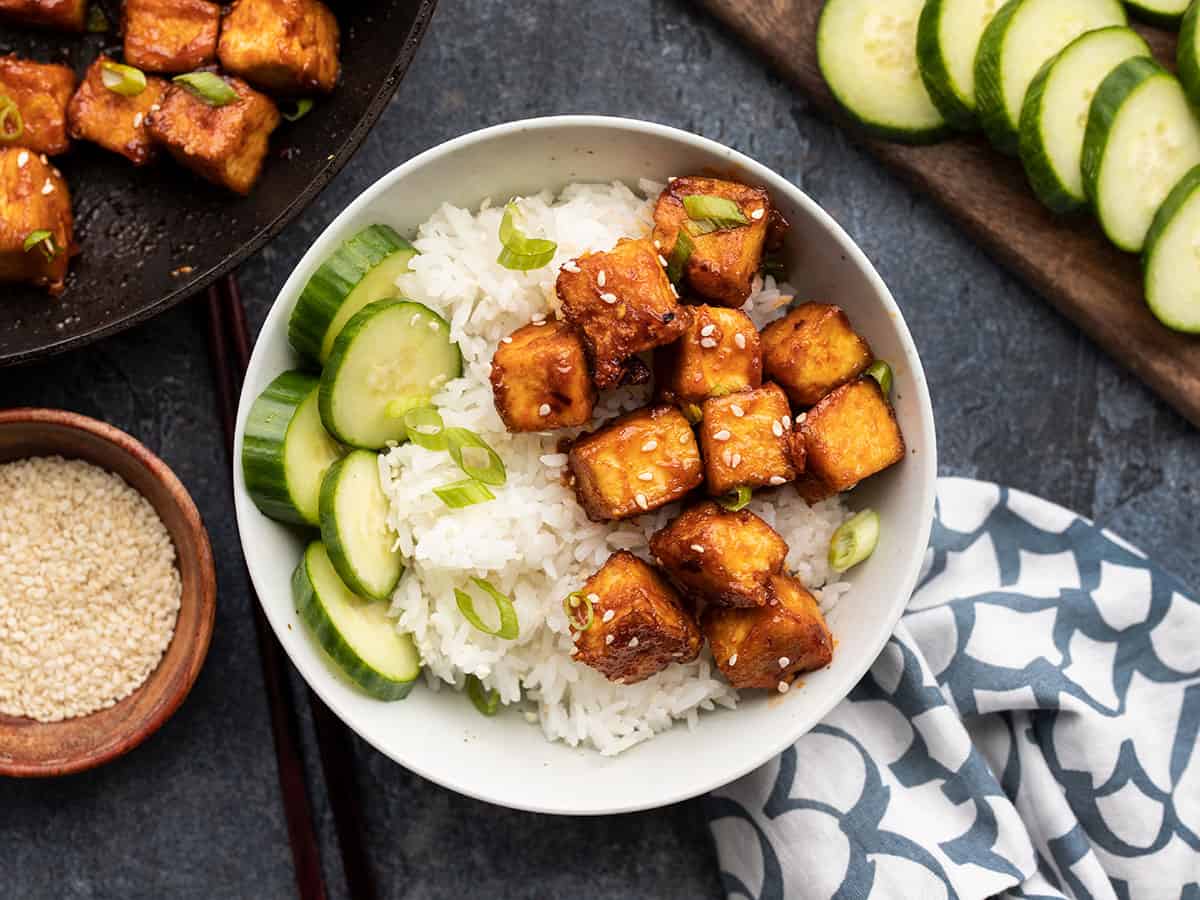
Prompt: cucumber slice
<box><xmin>319</xmin><ymin>298</ymin><xmax>462</xmax><ymax>450</ymax></box>
<box><xmin>319</xmin><ymin>449</ymin><xmax>404</xmax><ymax>603</ymax></box>
<box><xmin>817</xmin><ymin>0</ymin><xmax>951</xmax><ymax>143</ymax></box>
<box><xmin>242</xmin><ymin>371</ymin><xmax>343</xmax><ymax>526</ymax></box>
<box><xmin>1125</xmin><ymin>0</ymin><xmax>1189</xmax><ymax>28</ymax></box>
<box><xmin>917</xmin><ymin>0</ymin><xmax>1007</xmax><ymax>128</ymax></box>
<box><xmin>1181</xmin><ymin>1</ymin><xmax>1200</xmax><ymax>109</ymax></box>
<box><xmin>288</xmin><ymin>225</ymin><xmax>418</xmax><ymax>365</ymax></box>
<box><xmin>1083</xmin><ymin>58</ymin><xmax>1200</xmax><ymax>252</ymax></box>
<box><xmin>975</xmin><ymin>0</ymin><xmax>1127</xmax><ymax>155</ymax></box>
<box><xmin>293</xmin><ymin>541</ymin><xmax>419</xmax><ymax>701</ymax></box>
<box><xmin>1143</xmin><ymin>164</ymin><xmax>1200</xmax><ymax>332</ymax></box>
<box><xmin>1019</xmin><ymin>27</ymin><xmax>1151</xmax><ymax>213</ymax></box>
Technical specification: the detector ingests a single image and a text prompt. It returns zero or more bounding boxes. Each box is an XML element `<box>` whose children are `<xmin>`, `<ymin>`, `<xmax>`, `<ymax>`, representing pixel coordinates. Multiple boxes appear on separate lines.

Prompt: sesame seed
<box><xmin>501</xmin><ymin>336</ymin><xmax>512</xmax><ymax>344</ymax></box>
<box><xmin>615</xmin><ymin>677</ymin><xmax>625</xmax><ymax>684</ymax></box>
<box><xmin>734</xmin><ymin>333</ymin><xmax>747</xmax><ymax>349</ymax></box>
<box><xmin>658</xmin><ymin>254</ymin><xmax>669</xmax><ymax>267</ymax></box>
<box><xmin>729</xmin><ymin>654</ymin><xmax>738</xmax><ymax>666</ymax></box>
<box><xmin>782</xmin><ymin>416</ymin><xmax>791</xmax><ymax>429</ymax></box>
<box><xmin>654</xmin><ymin>239</ymin><xmax>662</xmax><ymax>249</ymax></box>
<box><xmin>39</xmin><ymin>154</ymin><xmax>47</xmax><ymax>164</ymax></box>
<box><xmin>606</xmin><ymin>634</ymin><xmax>615</xmax><ymax>645</ymax></box>
<box><xmin>562</xmin><ymin>260</ymin><xmax>581</xmax><ymax>273</ymax></box>
<box><xmin>779</xmin><ymin>656</ymin><xmax>790</xmax><ymax>668</ymax></box>
<box><xmin>600</xmin><ymin>292</ymin><xmax>617</xmax><ymax>304</ymax></box>
<box><xmin>690</xmin><ymin>544</ymin><xmax>705</xmax><ymax>553</ymax></box>
<box><xmin>532</xmin><ymin>319</ymin><xmax>547</xmax><ymax>326</ymax></box>
<box><xmin>556</xmin><ymin>364</ymin><xmax>572</xmax><ymax>374</ymax></box>
<box><xmin>638</xmin><ymin>471</ymin><xmax>653</xmax><ymax>482</ymax></box>
<box><xmin>731</xmin><ymin>453</ymin><xmax>742</xmax><ymax>468</ymax></box>
<box><xmin>133</xmin><ymin>112</ymin><xmax>144</xmax><ymax>127</ymax></box>
<box><xmin>532</xmin><ymin>313</ymin><xmax>546</xmax><ymax>323</ymax></box>
<box><xmin>731</xmin><ymin>404</ymin><xmax>745</xmax><ymax>417</ymax></box>
<box><xmin>772</xmin><ymin>421</ymin><xmax>784</xmax><ymax>437</ymax></box>
<box><xmin>587</xmin><ymin>593</ymin><xmax>600</xmax><ymax>602</ymax></box>
<box><xmin>641</xmin><ymin>440</ymin><xmax>658</xmax><ymax>452</ymax></box>
<box><xmin>41</xmin><ymin>179</ymin><xmax>54</xmax><ymax>195</ymax></box>
<box><xmin>751</xmin><ymin>208</ymin><xmax>765</xmax><ymax>220</ymax></box>
<box><xmin>721</xmin><ymin>449</ymin><xmax>732</xmax><ymax>465</ymax></box>
<box><xmin>700</xmin><ymin>324</ymin><xmax>715</xmax><ymax>337</ymax></box>
<box><xmin>795</xmin><ymin>412</ymin><xmax>807</xmax><ymax>425</ymax></box>
<box><xmin>16</xmin><ymin>150</ymin><xmax>28</xmax><ymax>168</ymax></box>
<box><xmin>778</xmin><ymin>681</ymin><xmax>790</xmax><ymax>693</ymax></box>
<box><xmin>635</xmin><ymin>493</ymin><xmax>648</xmax><ymax>510</ymax></box>
<box><xmin>669</xmin><ymin>283</ymin><xmax>679</xmax><ymax>298</ymax></box>
<box><xmin>628</xmin><ymin>637</ymin><xmax>639</xmax><ymax>648</ymax></box>
<box><xmin>769</xmin><ymin>476</ymin><xmax>787</xmax><ymax>486</ymax></box>
<box><xmin>538</xmin><ymin>403</ymin><xmax>551</xmax><ymax>417</ymax></box>
<box><xmin>668</xmin><ymin>176</ymin><xmax>678</xmax><ymax>182</ymax></box>
<box><xmin>679</xmin><ymin>433</ymin><xmax>689</xmax><ymax>444</ymax></box>
<box><xmin>597</xmin><ymin>270</ymin><xmax>606</xmax><ymax>287</ymax></box>
<box><xmin>713</xmin><ymin>430</ymin><xmax>731</xmax><ymax>441</ymax></box>
<box><xmin>602</xmin><ymin>608</ymin><xmax>614</xmax><ymax>622</ymax></box>
<box><xmin>700</xmin><ymin>338</ymin><xmax>718</xmax><ymax>349</ymax></box>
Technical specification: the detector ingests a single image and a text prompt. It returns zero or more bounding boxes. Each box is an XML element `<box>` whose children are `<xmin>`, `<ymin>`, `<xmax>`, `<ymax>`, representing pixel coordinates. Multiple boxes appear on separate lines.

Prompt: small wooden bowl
<box><xmin>0</xmin><ymin>408</ymin><xmax>217</xmax><ymax>777</ymax></box>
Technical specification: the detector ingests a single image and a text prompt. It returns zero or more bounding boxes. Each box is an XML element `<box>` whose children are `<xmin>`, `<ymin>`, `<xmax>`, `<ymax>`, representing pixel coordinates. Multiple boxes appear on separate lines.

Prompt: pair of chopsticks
<box><xmin>204</xmin><ymin>273</ymin><xmax>378</xmax><ymax>900</ymax></box>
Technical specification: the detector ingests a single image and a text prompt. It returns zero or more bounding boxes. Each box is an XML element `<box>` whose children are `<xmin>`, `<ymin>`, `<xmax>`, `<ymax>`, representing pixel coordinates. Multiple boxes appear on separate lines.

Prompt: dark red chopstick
<box><xmin>204</xmin><ymin>273</ymin><xmax>377</xmax><ymax>900</ymax></box>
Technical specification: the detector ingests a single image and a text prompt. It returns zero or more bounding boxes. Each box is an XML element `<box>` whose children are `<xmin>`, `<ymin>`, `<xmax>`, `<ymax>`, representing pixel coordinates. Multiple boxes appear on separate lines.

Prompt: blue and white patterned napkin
<box><xmin>706</xmin><ymin>478</ymin><xmax>1199</xmax><ymax>900</ymax></box>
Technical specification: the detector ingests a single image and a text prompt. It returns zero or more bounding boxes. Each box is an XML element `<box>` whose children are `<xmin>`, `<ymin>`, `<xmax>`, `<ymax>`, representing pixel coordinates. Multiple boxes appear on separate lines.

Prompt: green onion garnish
<box><xmin>716</xmin><ymin>486</ymin><xmax>752</xmax><ymax>511</ymax></box>
<box><xmin>666</xmin><ymin>229</ymin><xmax>694</xmax><ymax>285</ymax></box>
<box><xmin>829</xmin><ymin>509</ymin><xmax>881</xmax><ymax>573</ymax></box>
<box><xmin>402</xmin><ymin>406</ymin><xmax>448</xmax><ymax>451</ymax></box>
<box><xmin>0</xmin><ymin>95</ymin><xmax>23</xmax><ymax>143</ymax></box>
<box><xmin>682</xmin><ymin>194</ymin><xmax>750</xmax><ymax>231</ymax></box>
<box><xmin>444</xmin><ymin>428</ymin><xmax>506</xmax><ymax>486</ymax></box>
<box><xmin>866</xmin><ymin>360</ymin><xmax>893</xmax><ymax>397</ymax></box>
<box><xmin>23</xmin><ymin>230</ymin><xmax>57</xmax><ymax>261</ymax></box>
<box><xmin>86</xmin><ymin>5</ymin><xmax>109</xmax><ymax>32</ymax></box>
<box><xmin>434</xmin><ymin>478</ymin><xmax>495</xmax><ymax>509</ymax></box>
<box><xmin>455</xmin><ymin>577</ymin><xmax>519</xmax><ymax>639</ymax></box>
<box><xmin>497</xmin><ymin>201</ymin><xmax>557</xmax><ymax>271</ymax></box>
<box><xmin>682</xmin><ymin>402</ymin><xmax>703</xmax><ymax>425</ymax></box>
<box><xmin>465</xmin><ymin>674</ymin><xmax>500</xmax><ymax>716</ymax></box>
<box><xmin>760</xmin><ymin>254</ymin><xmax>787</xmax><ymax>280</ymax></box>
<box><xmin>173</xmin><ymin>71</ymin><xmax>237</xmax><ymax>106</ymax></box>
<box><xmin>282</xmin><ymin>99</ymin><xmax>314</xmax><ymax>122</ymax></box>
<box><xmin>562</xmin><ymin>591</ymin><xmax>594</xmax><ymax>632</ymax></box>
<box><xmin>100</xmin><ymin>61</ymin><xmax>147</xmax><ymax>97</ymax></box>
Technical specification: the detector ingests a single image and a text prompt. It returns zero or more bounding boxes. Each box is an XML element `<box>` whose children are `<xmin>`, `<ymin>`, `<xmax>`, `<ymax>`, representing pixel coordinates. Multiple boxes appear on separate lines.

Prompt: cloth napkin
<box><xmin>706</xmin><ymin>477</ymin><xmax>1199</xmax><ymax>900</ymax></box>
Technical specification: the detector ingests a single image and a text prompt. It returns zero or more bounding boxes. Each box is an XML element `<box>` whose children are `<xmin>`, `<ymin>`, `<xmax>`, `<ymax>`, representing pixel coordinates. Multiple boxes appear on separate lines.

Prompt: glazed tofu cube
<box><xmin>218</xmin><ymin>0</ymin><xmax>340</xmax><ymax>95</ymax></box>
<box><xmin>800</xmin><ymin>378</ymin><xmax>905</xmax><ymax>495</ymax></box>
<box><xmin>0</xmin><ymin>57</ymin><xmax>74</xmax><ymax>156</ymax></box>
<box><xmin>650</xmin><ymin>501</ymin><xmax>787</xmax><ymax>608</ymax></box>
<box><xmin>568</xmin><ymin>405</ymin><xmax>702</xmax><ymax>522</ymax></box>
<box><xmin>652</xmin><ymin>175</ymin><xmax>772</xmax><ymax>307</ymax></box>
<box><xmin>0</xmin><ymin>146</ymin><xmax>72</xmax><ymax>294</ymax></box>
<box><xmin>0</xmin><ymin>0</ymin><xmax>86</xmax><ymax>30</ymax></box>
<box><xmin>123</xmin><ymin>0</ymin><xmax>221</xmax><ymax>73</ymax></box>
<box><xmin>571</xmin><ymin>551</ymin><xmax>702</xmax><ymax>684</ymax></box>
<box><xmin>700</xmin><ymin>383</ymin><xmax>801</xmax><ymax>496</ymax></box>
<box><xmin>147</xmin><ymin>77</ymin><xmax>280</xmax><ymax>195</ymax></box>
<box><xmin>490</xmin><ymin>319</ymin><xmax>595</xmax><ymax>432</ymax></box>
<box><xmin>557</xmin><ymin>237</ymin><xmax>687</xmax><ymax>389</ymax></box>
<box><xmin>761</xmin><ymin>303</ymin><xmax>873</xmax><ymax>408</ymax></box>
<box><xmin>67</xmin><ymin>58</ymin><xmax>168</xmax><ymax>165</ymax></box>
<box><xmin>704</xmin><ymin>574</ymin><xmax>833</xmax><ymax>690</ymax></box>
<box><xmin>654</xmin><ymin>304</ymin><xmax>762</xmax><ymax>411</ymax></box>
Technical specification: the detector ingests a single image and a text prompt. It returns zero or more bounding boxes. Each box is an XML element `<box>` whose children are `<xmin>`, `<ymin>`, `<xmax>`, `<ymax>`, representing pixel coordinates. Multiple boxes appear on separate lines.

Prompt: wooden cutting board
<box><xmin>696</xmin><ymin>0</ymin><xmax>1200</xmax><ymax>429</ymax></box>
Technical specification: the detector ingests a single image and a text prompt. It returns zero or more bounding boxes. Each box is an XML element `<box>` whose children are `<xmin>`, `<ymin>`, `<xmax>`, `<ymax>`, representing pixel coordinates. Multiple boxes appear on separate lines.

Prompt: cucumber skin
<box><xmin>292</xmin><ymin>542</ymin><xmax>416</xmax><ymax>702</ymax></box>
<box><xmin>1181</xmin><ymin>1</ymin><xmax>1200</xmax><ymax>109</ymax></box>
<box><xmin>1081</xmin><ymin>57</ymin><xmax>1171</xmax><ymax>250</ymax></box>
<box><xmin>916</xmin><ymin>0</ymin><xmax>978</xmax><ymax>129</ymax></box>
<box><xmin>816</xmin><ymin>0</ymin><xmax>954</xmax><ymax>144</ymax></box>
<box><xmin>243</xmin><ymin>371</ymin><xmax>323</xmax><ymax>526</ymax></box>
<box><xmin>1126</xmin><ymin>0</ymin><xmax>1188</xmax><ymax>29</ymax></box>
<box><xmin>318</xmin><ymin>450</ymin><xmax>404</xmax><ymax>603</ymax></box>
<box><xmin>1142</xmin><ymin>163</ymin><xmax>1200</xmax><ymax>332</ymax></box>
<box><xmin>974</xmin><ymin>0</ymin><xmax>1026</xmax><ymax>155</ymax></box>
<box><xmin>288</xmin><ymin>225</ymin><xmax>414</xmax><ymax>364</ymax></box>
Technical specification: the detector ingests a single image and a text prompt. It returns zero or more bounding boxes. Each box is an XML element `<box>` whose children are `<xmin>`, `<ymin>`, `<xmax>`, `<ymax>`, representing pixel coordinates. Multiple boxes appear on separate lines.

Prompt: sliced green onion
<box><xmin>434</xmin><ymin>478</ymin><xmax>495</xmax><ymax>509</ymax></box>
<box><xmin>761</xmin><ymin>254</ymin><xmax>787</xmax><ymax>280</ymax></box>
<box><xmin>86</xmin><ymin>5</ymin><xmax>109</xmax><ymax>32</ymax></box>
<box><xmin>0</xmin><ymin>95</ymin><xmax>23</xmax><ymax>143</ymax></box>
<box><xmin>455</xmin><ymin>577</ymin><xmax>519</xmax><ymax>639</ymax></box>
<box><xmin>684</xmin><ymin>218</ymin><xmax>720</xmax><ymax>237</ymax></box>
<box><xmin>173</xmin><ymin>71</ymin><xmax>237</xmax><ymax>106</ymax></box>
<box><xmin>23</xmin><ymin>230</ymin><xmax>57</xmax><ymax>261</ymax></box>
<box><xmin>444</xmin><ymin>427</ymin><xmax>506</xmax><ymax>486</ymax></box>
<box><xmin>562</xmin><ymin>590</ymin><xmax>594</xmax><ymax>632</ymax></box>
<box><xmin>682</xmin><ymin>402</ymin><xmax>703</xmax><ymax>425</ymax></box>
<box><xmin>282</xmin><ymin>98</ymin><xmax>314</xmax><ymax>122</ymax></box>
<box><xmin>682</xmin><ymin>194</ymin><xmax>750</xmax><ymax>229</ymax></box>
<box><xmin>497</xmin><ymin>201</ymin><xmax>557</xmax><ymax>271</ymax></box>
<box><xmin>716</xmin><ymin>486</ymin><xmax>752</xmax><ymax>512</ymax></box>
<box><xmin>100</xmin><ymin>61</ymin><xmax>147</xmax><ymax>97</ymax></box>
<box><xmin>465</xmin><ymin>674</ymin><xmax>500</xmax><ymax>716</ymax></box>
<box><xmin>829</xmin><ymin>509</ymin><xmax>881</xmax><ymax>573</ymax></box>
<box><xmin>866</xmin><ymin>360</ymin><xmax>893</xmax><ymax>397</ymax></box>
<box><xmin>402</xmin><ymin>406</ymin><xmax>448</xmax><ymax>451</ymax></box>
<box><xmin>666</xmin><ymin>229</ymin><xmax>694</xmax><ymax>285</ymax></box>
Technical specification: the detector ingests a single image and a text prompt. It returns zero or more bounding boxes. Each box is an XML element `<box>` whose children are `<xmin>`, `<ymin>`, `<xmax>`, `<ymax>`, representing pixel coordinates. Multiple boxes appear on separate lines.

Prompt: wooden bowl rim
<box><xmin>0</xmin><ymin>407</ymin><xmax>217</xmax><ymax>777</ymax></box>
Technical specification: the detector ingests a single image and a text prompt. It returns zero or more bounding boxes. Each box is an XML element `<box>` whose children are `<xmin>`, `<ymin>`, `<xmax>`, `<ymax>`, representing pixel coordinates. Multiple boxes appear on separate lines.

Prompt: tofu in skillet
<box><xmin>0</xmin><ymin>56</ymin><xmax>75</xmax><ymax>156</ymax></box>
<box><xmin>122</xmin><ymin>0</ymin><xmax>221</xmax><ymax>73</ymax></box>
<box><xmin>67</xmin><ymin>58</ymin><xmax>169</xmax><ymax>166</ymax></box>
<box><xmin>0</xmin><ymin>0</ymin><xmax>86</xmax><ymax>31</ymax></box>
<box><xmin>218</xmin><ymin>0</ymin><xmax>341</xmax><ymax>95</ymax></box>
<box><xmin>0</xmin><ymin>146</ymin><xmax>72</xmax><ymax>294</ymax></box>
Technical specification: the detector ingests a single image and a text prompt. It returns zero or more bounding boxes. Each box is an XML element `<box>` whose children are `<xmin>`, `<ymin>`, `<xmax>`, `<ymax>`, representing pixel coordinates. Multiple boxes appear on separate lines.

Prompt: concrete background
<box><xmin>2</xmin><ymin>1</ymin><xmax>1196</xmax><ymax>897</ymax></box>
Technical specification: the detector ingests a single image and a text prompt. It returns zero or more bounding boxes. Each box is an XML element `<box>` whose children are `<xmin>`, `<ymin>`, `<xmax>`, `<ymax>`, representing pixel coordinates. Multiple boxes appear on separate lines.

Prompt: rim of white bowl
<box><xmin>233</xmin><ymin>115</ymin><xmax>939</xmax><ymax>815</ymax></box>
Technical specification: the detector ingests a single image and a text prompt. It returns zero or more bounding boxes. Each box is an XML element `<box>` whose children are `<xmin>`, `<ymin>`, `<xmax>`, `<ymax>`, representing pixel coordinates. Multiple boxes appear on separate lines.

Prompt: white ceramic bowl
<box><xmin>234</xmin><ymin>116</ymin><xmax>937</xmax><ymax>815</ymax></box>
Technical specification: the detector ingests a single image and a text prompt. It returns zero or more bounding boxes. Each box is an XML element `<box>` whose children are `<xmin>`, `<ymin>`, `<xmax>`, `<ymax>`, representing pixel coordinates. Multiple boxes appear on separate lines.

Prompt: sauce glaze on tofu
<box><xmin>0</xmin><ymin>0</ymin><xmax>86</xmax><ymax>31</ymax></box>
<box><xmin>654</xmin><ymin>304</ymin><xmax>762</xmax><ymax>410</ymax></box>
<box><xmin>797</xmin><ymin>378</ymin><xmax>904</xmax><ymax>497</ymax></box>
<box><xmin>761</xmin><ymin>302</ymin><xmax>874</xmax><ymax>408</ymax></box>
<box><xmin>0</xmin><ymin>146</ymin><xmax>72</xmax><ymax>294</ymax></box>
<box><xmin>699</xmin><ymin>383</ymin><xmax>802</xmax><ymax>495</ymax></box>
<box><xmin>0</xmin><ymin>56</ymin><xmax>74</xmax><ymax>156</ymax></box>
<box><xmin>67</xmin><ymin>58</ymin><xmax>168</xmax><ymax>166</ymax></box>
<box><xmin>218</xmin><ymin>0</ymin><xmax>341</xmax><ymax>96</ymax></box>
<box><xmin>490</xmin><ymin>319</ymin><xmax>595</xmax><ymax>432</ymax></box>
<box><xmin>122</xmin><ymin>0</ymin><xmax>222</xmax><ymax>74</ymax></box>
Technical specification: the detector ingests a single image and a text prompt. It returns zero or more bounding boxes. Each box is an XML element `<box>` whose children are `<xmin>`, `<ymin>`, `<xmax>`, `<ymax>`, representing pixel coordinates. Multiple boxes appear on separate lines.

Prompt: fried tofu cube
<box><xmin>704</xmin><ymin>574</ymin><xmax>833</xmax><ymax>689</ymax></box>
<box><xmin>700</xmin><ymin>383</ymin><xmax>801</xmax><ymax>496</ymax></box>
<box><xmin>800</xmin><ymin>378</ymin><xmax>904</xmax><ymax>495</ymax></box>
<box><xmin>0</xmin><ymin>57</ymin><xmax>74</xmax><ymax>156</ymax></box>
<box><xmin>571</xmin><ymin>551</ymin><xmax>702</xmax><ymax>684</ymax></box>
<box><xmin>655</xmin><ymin>304</ymin><xmax>762</xmax><ymax>410</ymax></box>
<box><xmin>218</xmin><ymin>0</ymin><xmax>340</xmax><ymax>95</ymax></box>
<box><xmin>66</xmin><ymin>58</ymin><xmax>168</xmax><ymax>166</ymax></box>
<box><xmin>568</xmin><ymin>405</ymin><xmax>703</xmax><ymax>522</ymax></box>
<box><xmin>147</xmin><ymin>77</ymin><xmax>280</xmax><ymax>195</ymax></box>
<box><xmin>0</xmin><ymin>0</ymin><xmax>86</xmax><ymax>30</ymax></box>
<box><xmin>0</xmin><ymin>146</ymin><xmax>72</xmax><ymax>294</ymax></box>
<box><xmin>761</xmin><ymin>303</ymin><xmax>874</xmax><ymax>408</ymax></box>
<box><xmin>490</xmin><ymin>319</ymin><xmax>595</xmax><ymax>432</ymax></box>
<box><xmin>652</xmin><ymin>175</ymin><xmax>772</xmax><ymax>308</ymax></box>
<box><xmin>557</xmin><ymin>237</ymin><xmax>687</xmax><ymax>389</ymax></box>
<box><xmin>123</xmin><ymin>0</ymin><xmax>221</xmax><ymax>73</ymax></box>
<box><xmin>650</xmin><ymin>501</ymin><xmax>788</xmax><ymax>608</ymax></box>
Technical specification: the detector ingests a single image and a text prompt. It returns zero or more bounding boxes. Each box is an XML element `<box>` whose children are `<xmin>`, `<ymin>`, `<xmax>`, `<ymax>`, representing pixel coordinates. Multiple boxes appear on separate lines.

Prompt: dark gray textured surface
<box><xmin>2</xmin><ymin>1</ymin><xmax>1196</xmax><ymax>898</ymax></box>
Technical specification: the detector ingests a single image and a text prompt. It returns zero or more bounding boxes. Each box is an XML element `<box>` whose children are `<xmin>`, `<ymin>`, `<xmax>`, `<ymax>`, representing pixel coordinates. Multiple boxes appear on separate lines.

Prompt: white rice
<box><xmin>381</xmin><ymin>180</ymin><xmax>850</xmax><ymax>756</ymax></box>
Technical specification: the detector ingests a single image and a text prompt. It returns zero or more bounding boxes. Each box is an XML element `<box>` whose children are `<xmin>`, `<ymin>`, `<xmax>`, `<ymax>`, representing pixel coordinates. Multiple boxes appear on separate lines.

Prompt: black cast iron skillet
<box><xmin>0</xmin><ymin>0</ymin><xmax>437</xmax><ymax>366</ymax></box>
